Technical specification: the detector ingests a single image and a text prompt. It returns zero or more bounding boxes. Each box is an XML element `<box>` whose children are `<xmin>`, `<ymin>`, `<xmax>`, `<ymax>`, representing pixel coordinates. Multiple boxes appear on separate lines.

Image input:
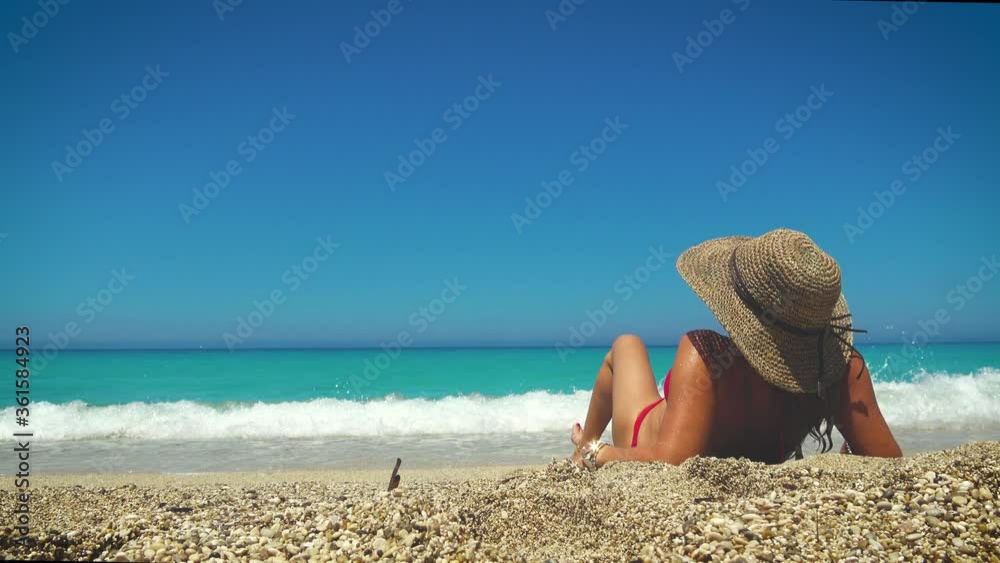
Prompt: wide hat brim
<box><xmin>677</xmin><ymin>236</ymin><xmax>853</xmax><ymax>394</ymax></box>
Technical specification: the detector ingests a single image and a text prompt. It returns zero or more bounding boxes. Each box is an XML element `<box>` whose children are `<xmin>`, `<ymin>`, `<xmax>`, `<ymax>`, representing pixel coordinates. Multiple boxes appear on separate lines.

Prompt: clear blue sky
<box><xmin>3</xmin><ymin>0</ymin><xmax>998</xmax><ymax>349</ymax></box>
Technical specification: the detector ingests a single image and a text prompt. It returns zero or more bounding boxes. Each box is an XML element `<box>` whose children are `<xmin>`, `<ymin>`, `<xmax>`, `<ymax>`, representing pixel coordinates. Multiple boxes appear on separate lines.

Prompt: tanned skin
<box><xmin>571</xmin><ymin>334</ymin><xmax>901</xmax><ymax>468</ymax></box>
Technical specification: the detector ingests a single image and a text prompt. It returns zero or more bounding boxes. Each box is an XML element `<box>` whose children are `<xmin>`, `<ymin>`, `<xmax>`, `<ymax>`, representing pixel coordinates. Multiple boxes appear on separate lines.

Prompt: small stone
<box><xmin>952</xmin><ymin>495</ymin><xmax>968</xmax><ymax>506</ymax></box>
<box><xmin>979</xmin><ymin>488</ymin><xmax>993</xmax><ymax>500</ymax></box>
<box><xmin>876</xmin><ymin>501</ymin><xmax>892</xmax><ymax>510</ymax></box>
<box><xmin>923</xmin><ymin>471</ymin><xmax>937</xmax><ymax>481</ymax></box>
<box><xmin>905</xmin><ymin>533</ymin><xmax>923</xmax><ymax>542</ymax></box>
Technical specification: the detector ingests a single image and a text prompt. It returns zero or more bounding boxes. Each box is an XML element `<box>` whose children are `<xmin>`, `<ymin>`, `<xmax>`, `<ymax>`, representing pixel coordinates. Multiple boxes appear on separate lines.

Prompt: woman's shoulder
<box><xmin>682</xmin><ymin>329</ymin><xmax>745</xmax><ymax>377</ymax></box>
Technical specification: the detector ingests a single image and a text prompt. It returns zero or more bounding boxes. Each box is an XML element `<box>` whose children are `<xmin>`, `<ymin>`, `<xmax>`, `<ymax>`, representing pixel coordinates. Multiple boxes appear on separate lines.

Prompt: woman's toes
<box><xmin>571</xmin><ymin>423</ymin><xmax>583</xmax><ymax>445</ymax></box>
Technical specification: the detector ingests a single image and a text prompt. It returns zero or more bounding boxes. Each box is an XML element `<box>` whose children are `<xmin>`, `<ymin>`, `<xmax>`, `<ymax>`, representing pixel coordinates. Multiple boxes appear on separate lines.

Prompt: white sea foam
<box><xmin>4</xmin><ymin>370</ymin><xmax>998</xmax><ymax>441</ymax></box>
<box><xmin>873</xmin><ymin>368</ymin><xmax>1000</xmax><ymax>431</ymax></box>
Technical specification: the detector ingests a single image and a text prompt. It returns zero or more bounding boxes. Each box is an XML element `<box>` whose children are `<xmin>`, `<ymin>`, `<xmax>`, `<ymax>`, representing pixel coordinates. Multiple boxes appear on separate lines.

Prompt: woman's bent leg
<box><xmin>578</xmin><ymin>350</ymin><xmax>615</xmax><ymax>446</ymax></box>
<box><xmin>579</xmin><ymin>334</ymin><xmax>662</xmax><ymax>448</ymax></box>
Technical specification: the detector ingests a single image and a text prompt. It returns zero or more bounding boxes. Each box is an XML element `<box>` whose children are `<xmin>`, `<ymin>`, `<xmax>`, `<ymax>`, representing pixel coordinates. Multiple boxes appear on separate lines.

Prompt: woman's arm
<box><xmin>834</xmin><ymin>355</ymin><xmax>902</xmax><ymax>458</ymax></box>
<box><xmin>594</xmin><ymin>336</ymin><xmax>717</xmax><ymax>468</ymax></box>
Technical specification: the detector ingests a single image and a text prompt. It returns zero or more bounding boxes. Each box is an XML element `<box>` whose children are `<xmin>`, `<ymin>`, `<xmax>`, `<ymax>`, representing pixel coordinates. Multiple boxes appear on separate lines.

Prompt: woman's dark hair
<box><xmin>781</xmin><ymin>354</ymin><xmax>860</xmax><ymax>460</ymax></box>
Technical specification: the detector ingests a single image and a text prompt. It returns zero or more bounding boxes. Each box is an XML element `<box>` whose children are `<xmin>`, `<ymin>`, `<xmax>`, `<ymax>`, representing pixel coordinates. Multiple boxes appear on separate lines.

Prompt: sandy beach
<box><xmin>2</xmin><ymin>442</ymin><xmax>998</xmax><ymax>562</ymax></box>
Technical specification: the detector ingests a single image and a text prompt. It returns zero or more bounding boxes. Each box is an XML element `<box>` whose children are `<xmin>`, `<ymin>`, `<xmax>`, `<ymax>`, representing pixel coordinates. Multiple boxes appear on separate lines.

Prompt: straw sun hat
<box><xmin>676</xmin><ymin>228</ymin><xmax>865</xmax><ymax>395</ymax></box>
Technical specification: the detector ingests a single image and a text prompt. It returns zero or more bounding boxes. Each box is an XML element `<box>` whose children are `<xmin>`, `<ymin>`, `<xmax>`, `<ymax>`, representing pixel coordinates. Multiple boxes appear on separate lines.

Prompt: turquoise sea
<box><xmin>4</xmin><ymin>344</ymin><xmax>998</xmax><ymax>474</ymax></box>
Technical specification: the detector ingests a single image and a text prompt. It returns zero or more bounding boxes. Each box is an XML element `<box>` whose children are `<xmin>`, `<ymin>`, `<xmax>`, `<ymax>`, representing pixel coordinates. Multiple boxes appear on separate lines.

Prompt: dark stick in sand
<box><xmin>388</xmin><ymin>458</ymin><xmax>402</xmax><ymax>491</ymax></box>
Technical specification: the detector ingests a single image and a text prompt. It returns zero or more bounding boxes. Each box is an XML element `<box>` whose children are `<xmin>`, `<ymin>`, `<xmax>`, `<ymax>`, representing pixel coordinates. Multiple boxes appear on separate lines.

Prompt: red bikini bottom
<box><xmin>631</xmin><ymin>370</ymin><xmax>671</xmax><ymax>447</ymax></box>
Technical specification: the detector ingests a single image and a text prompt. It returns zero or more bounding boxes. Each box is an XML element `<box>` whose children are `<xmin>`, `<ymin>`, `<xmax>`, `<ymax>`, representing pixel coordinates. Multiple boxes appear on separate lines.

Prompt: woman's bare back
<box><xmin>650</xmin><ymin>330</ymin><xmax>900</xmax><ymax>463</ymax></box>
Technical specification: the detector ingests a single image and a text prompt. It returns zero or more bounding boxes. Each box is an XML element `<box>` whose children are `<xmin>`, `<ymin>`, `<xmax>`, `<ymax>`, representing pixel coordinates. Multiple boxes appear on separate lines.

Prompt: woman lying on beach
<box><xmin>571</xmin><ymin>228</ymin><xmax>902</xmax><ymax>470</ymax></box>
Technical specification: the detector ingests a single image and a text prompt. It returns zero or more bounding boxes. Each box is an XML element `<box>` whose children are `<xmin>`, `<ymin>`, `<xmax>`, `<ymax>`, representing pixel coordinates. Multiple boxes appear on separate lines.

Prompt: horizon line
<box><xmin>9</xmin><ymin>340</ymin><xmax>1000</xmax><ymax>352</ymax></box>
